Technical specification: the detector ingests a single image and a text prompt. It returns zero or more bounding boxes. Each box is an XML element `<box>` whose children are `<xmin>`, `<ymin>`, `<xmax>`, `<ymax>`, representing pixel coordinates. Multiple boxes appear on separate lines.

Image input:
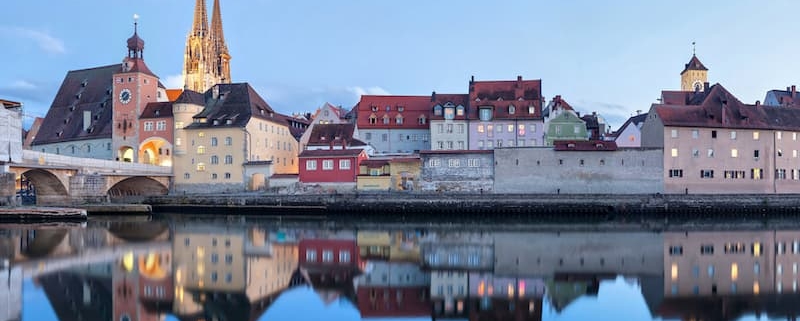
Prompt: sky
<box><xmin>2</xmin><ymin>1</ymin><xmax>800</xmax><ymax>130</ymax></box>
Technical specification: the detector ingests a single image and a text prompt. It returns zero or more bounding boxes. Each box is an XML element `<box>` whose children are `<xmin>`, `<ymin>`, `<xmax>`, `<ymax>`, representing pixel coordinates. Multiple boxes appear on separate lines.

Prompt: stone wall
<box><xmin>494</xmin><ymin>147</ymin><xmax>663</xmax><ymax>194</ymax></box>
<box><xmin>420</xmin><ymin>152</ymin><xmax>493</xmax><ymax>192</ymax></box>
<box><xmin>0</xmin><ymin>173</ymin><xmax>15</xmax><ymax>206</ymax></box>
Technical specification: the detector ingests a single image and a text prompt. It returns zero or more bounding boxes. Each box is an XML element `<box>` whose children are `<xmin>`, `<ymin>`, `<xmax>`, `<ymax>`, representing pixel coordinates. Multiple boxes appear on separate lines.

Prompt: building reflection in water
<box><xmin>7</xmin><ymin>222</ymin><xmax>800</xmax><ymax>320</ymax></box>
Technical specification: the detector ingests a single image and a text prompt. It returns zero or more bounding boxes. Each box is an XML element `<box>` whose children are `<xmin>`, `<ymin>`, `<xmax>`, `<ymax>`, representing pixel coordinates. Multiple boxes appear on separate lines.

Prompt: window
<box><xmin>518</xmin><ymin>124</ymin><xmax>526</xmax><ymax>136</ymax></box>
<box><xmin>210</xmin><ymin>155</ymin><xmax>219</xmax><ymax>164</ymax></box>
<box><xmin>574</xmin><ymin>124</ymin><xmax>581</xmax><ymax>134</ymax></box>
<box><xmin>196</xmin><ymin>163</ymin><xmax>206</xmax><ymax>171</ymax></box>
<box><xmin>144</xmin><ymin>122</ymin><xmax>154</xmax><ymax>131</ymax></box>
<box><xmin>753</xmin><ymin>131</ymin><xmax>760</xmax><ymax>140</ymax></box>
<box><xmin>671</xmin><ymin>263</ymin><xmax>678</xmax><ymax>281</ymax></box>
<box><xmin>731</xmin><ymin>149</ymin><xmax>738</xmax><ymax>158</ymax></box>
<box><xmin>383</xmin><ymin>115</ymin><xmax>390</xmax><ymax>124</ymax></box>
<box><xmin>428</xmin><ymin>159</ymin><xmax>440</xmax><ymax>167</ymax></box>
<box><xmin>701</xmin><ymin>244</ymin><xmax>714</xmax><ymax>255</ymax></box>
<box><xmin>339</xmin><ymin>251</ymin><xmax>351</xmax><ymax>263</ymax></box>
<box><xmin>692</xmin><ymin>129</ymin><xmax>699</xmax><ymax>138</ymax></box>
<box><xmin>224</xmin><ymin>155</ymin><xmax>233</xmax><ymax>164</ymax></box>
<box><xmin>448</xmin><ymin>159</ymin><xmax>460</xmax><ymax>167</ymax></box>
<box><xmin>731</xmin><ymin>131</ymin><xmax>737</xmax><ymax>140</ymax></box>
<box><xmin>211</xmin><ymin>253</ymin><xmax>219</xmax><ymax>263</ymax></box>
<box><xmin>322</xmin><ymin>160</ymin><xmax>334</xmax><ymax>170</ymax></box>
<box><xmin>306</xmin><ymin>160</ymin><xmax>317</xmax><ymax>170</ymax></box>
<box><xmin>669</xmin><ymin>169</ymin><xmax>683</xmax><ymax>178</ymax></box>
<box><xmin>712</xmin><ymin>130</ymin><xmax>717</xmax><ymax>138</ymax></box>
<box><xmin>671</xmin><ymin>129</ymin><xmax>678</xmax><ymax>138</ymax></box>
<box><xmin>669</xmin><ymin>245</ymin><xmax>683</xmax><ymax>256</ymax></box>
<box><xmin>692</xmin><ymin>149</ymin><xmax>699</xmax><ymax>158</ymax></box>
<box><xmin>322</xmin><ymin>250</ymin><xmax>334</xmax><ymax>263</ymax></box>
<box><xmin>197</xmin><ymin>146</ymin><xmax>205</xmax><ymax>154</ymax></box>
<box><xmin>778</xmin><ymin>131</ymin><xmax>783</xmax><ymax>140</ymax></box>
<box><xmin>456</xmin><ymin>105</ymin><xmax>465</xmax><ymax>116</ymax></box>
<box><xmin>418</xmin><ymin>115</ymin><xmax>426</xmax><ymax>125</ymax></box>
<box><xmin>707</xmin><ymin>149</ymin><xmax>714</xmax><ymax>158</ymax></box>
<box><xmin>479</xmin><ymin>108</ymin><xmax>492</xmax><ymax>121</ymax></box>
<box><xmin>365</xmin><ymin>132</ymin><xmax>372</xmax><ymax>140</ymax></box>
<box><xmin>156</xmin><ymin>121</ymin><xmax>166</xmax><ymax>131</ymax></box>
<box><xmin>382</xmin><ymin>133</ymin><xmax>387</xmax><ymax>141</ymax></box>
<box><xmin>700</xmin><ymin>170</ymin><xmax>714</xmax><ymax>179</ymax></box>
<box><xmin>176</xmin><ymin>138</ymin><xmax>182</xmax><ymax>146</ymax></box>
<box><xmin>433</xmin><ymin>105</ymin><xmax>442</xmax><ymax>116</ymax></box>
<box><xmin>528</xmin><ymin>105</ymin><xmax>535</xmax><ymax>114</ymax></box>
<box><xmin>225</xmin><ymin>137</ymin><xmax>232</xmax><ymax>145</ymax></box>
<box><xmin>369</xmin><ymin>115</ymin><xmax>377</xmax><ymax>124</ymax></box>
<box><xmin>754</xmin><ymin>150</ymin><xmax>760</xmax><ymax>159</ymax></box>
<box><xmin>211</xmin><ymin>137</ymin><xmax>218</xmax><ymax>146</ymax></box>
<box><xmin>339</xmin><ymin>159</ymin><xmax>350</xmax><ymax>169</ymax></box>
<box><xmin>444</xmin><ymin>107</ymin><xmax>455</xmax><ymax>120</ymax></box>
<box><xmin>508</xmin><ymin>105</ymin><xmax>516</xmax><ymax>114</ymax></box>
<box><xmin>507</xmin><ymin>124</ymin><xmax>515</xmax><ymax>132</ymax></box>
<box><xmin>225</xmin><ymin>172</ymin><xmax>231</xmax><ymax>179</ymax></box>
<box><xmin>225</xmin><ymin>254</ymin><xmax>233</xmax><ymax>264</ymax></box>
<box><xmin>306</xmin><ymin>249</ymin><xmax>317</xmax><ymax>262</ymax></box>
<box><xmin>731</xmin><ymin>263</ymin><xmax>739</xmax><ymax>281</ymax></box>
<box><xmin>396</xmin><ymin>115</ymin><xmax>404</xmax><ymax>124</ymax></box>
<box><xmin>478</xmin><ymin>125</ymin><xmax>485</xmax><ymax>133</ymax></box>
<box><xmin>671</xmin><ymin>148</ymin><xmax>678</xmax><ymax>157</ymax></box>
<box><xmin>184</xmin><ymin>173</ymin><xmax>190</xmax><ymax>179</ymax></box>
<box><xmin>777</xmin><ymin>169</ymin><xmax>787</xmax><ymax>180</ymax></box>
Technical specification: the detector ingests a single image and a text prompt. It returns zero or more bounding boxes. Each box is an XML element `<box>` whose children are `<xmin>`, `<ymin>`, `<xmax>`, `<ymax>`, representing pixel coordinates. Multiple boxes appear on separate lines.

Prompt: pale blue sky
<box><xmin>2</xmin><ymin>1</ymin><xmax>799</xmax><ymax>130</ymax></box>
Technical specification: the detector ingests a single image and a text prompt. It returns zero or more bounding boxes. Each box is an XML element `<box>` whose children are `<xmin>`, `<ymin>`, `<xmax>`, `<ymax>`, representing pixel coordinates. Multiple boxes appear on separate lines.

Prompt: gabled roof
<box><xmin>652</xmin><ymin>83</ymin><xmax>800</xmax><ymax>130</ymax></box>
<box><xmin>356</xmin><ymin>95</ymin><xmax>431</xmax><ymax>129</ymax></box>
<box><xmin>140</xmin><ymin>102</ymin><xmax>173</xmax><ymax>119</ymax></box>
<box><xmin>186</xmin><ymin>83</ymin><xmax>280</xmax><ymax>129</ymax></box>
<box><xmin>121</xmin><ymin>57</ymin><xmax>158</xmax><ymax>78</ymax></box>
<box><xmin>307</xmin><ymin>123</ymin><xmax>357</xmax><ymax>146</ymax></box>
<box><xmin>430</xmin><ymin>93</ymin><xmax>470</xmax><ymax>120</ymax></box>
<box><xmin>660</xmin><ymin>90</ymin><xmax>707</xmax><ymax>105</ymax></box>
<box><xmin>764</xmin><ymin>86</ymin><xmax>799</xmax><ymax>107</ymax></box>
<box><xmin>298</xmin><ymin>148</ymin><xmax>365</xmax><ymax>158</ymax></box>
<box><xmin>680</xmin><ymin>55</ymin><xmax>708</xmax><ymax>74</ymax></box>
<box><xmin>468</xmin><ymin>76</ymin><xmax>543</xmax><ymax>120</ymax></box>
<box><xmin>611</xmin><ymin>113</ymin><xmax>647</xmax><ymax>137</ymax></box>
<box><xmin>0</xmin><ymin>99</ymin><xmax>21</xmax><ymax>108</ymax></box>
<box><xmin>32</xmin><ymin>64</ymin><xmax>120</xmax><ymax>146</ymax></box>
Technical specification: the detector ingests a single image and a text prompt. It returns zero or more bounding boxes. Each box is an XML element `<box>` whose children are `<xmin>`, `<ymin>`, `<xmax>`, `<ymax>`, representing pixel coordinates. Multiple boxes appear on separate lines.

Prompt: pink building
<box><xmin>642</xmin><ymin>83</ymin><xmax>800</xmax><ymax>194</ymax></box>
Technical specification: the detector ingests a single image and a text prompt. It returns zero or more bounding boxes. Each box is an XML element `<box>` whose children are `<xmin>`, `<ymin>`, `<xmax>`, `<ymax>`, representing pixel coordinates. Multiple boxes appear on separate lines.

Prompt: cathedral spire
<box><xmin>191</xmin><ymin>0</ymin><xmax>209</xmax><ymax>38</ymax></box>
<box><xmin>210</xmin><ymin>0</ymin><xmax>231</xmax><ymax>83</ymax></box>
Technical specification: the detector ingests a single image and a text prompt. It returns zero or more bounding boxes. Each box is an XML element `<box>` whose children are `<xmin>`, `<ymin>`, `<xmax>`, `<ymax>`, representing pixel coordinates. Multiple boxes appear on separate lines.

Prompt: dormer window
<box><xmin>528</xmin><ymin>105</ymin><xmax>536</xmax><ymax>114</ymax></box>
<box><xmin>154</xmin><ymin>110</ymin><xmax>160</xmax><ymax>117</ymax></box>
<box><xmin>396</xmin><ymin>115</ymin><xmax>404</xmax><ymax>124</ymax></box>
<box><xmin>226</xmin><ymin>119</ymin><xmax>233</xmax><ymax>125</ymax></box>
<box><xmin>418</xmin><ymin>115</ymin><xmax>427</xmax><ymax>125</ymax></box>
<box><xmin>456</xmin><ymin>105</ymin><xmax>465</xmax><ymax>116</ymax></box>
<box><xmin>383</xmin><ymin>115</ymin><xmax>390</xmax><ymax>124</ymax></box>
<box><xmin>497</xmin><ymin>97</ymin><xmax>503</xmax><ymax>101</ymax></box>
<box><xmin>369</xmin><ymin>114</ymin><xmax>377</xmax><ymax>124</ymax></box>
<box><xmin>385</xmin><ymin>105</ymin><xmax>391</xmax><ymax>111</ymax></box>
<box><xmin>433</xmin><ymin>105</ymin><xmax>443</xmax><ymax>116</ymax></box>
<box><xmin>508</xmin><ymin>104</ymin><xmax>516</xmax><ymax>114</ymax></box>
<box><xmin>444</xmin><ymin>107</ymin><xmax>455</xmax><ymax>120</ymax></box>
<box><xmin>398</xmin><ymin>106</ymin><xmax>404</xmax><ymax>112</ymax></box>
<box><xmin>479</xmin><ymin>107</ymin><xmax>493</xmax><ymax>121</ymax></box>
<box><xmin>371</xmin><ymin>105</ymin><xmax>378</xmax><ymax>112</ymax></box>
<box><xmin>260</xmin><ymin>109</ymin><xmax>265</xmax><ymax>115</ymax></box>
<box><xmin>81</xmin><ymin>80</ymin><xmax>88</xmax><ymax>87</ymax></box>
<box><xmin>213</xmin><ymin>120</ymin><xmax>220</xmax><ymax>125</ymax></box>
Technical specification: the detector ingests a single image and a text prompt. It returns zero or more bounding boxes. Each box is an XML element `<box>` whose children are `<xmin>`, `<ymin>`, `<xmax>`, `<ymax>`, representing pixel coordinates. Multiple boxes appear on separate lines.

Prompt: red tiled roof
<box><xmin>469</xmin><ymin>76</ymin><xmax>543</xmax><ymax>120</ymax></box>
<box><xmin>429</xmin><ymin>93</ymin><xmax>470</xmax><ymax>121</ymax></box>
<box><xmin>653</xmin><ymin>83</ymin><xmax>800</xmax><ymax>131</ymax></box>
<box><xmin>660</xmin><ymin>90</ymin><xmax>707</xmax><ymax>105</ymax></box>
<box><xmin>298</xmin><ymin>148</ymin><xmax>365</xmax><ymax>158</ymax></box>
<box><xmin>356</xmin><ymin>95</ymin><xmax>431</xmax><ymax>129</ymax></box>
<box><xmin>681</xmin><ymin>55</ymin><xmax>708</xmax><ymax>74</ymax></box>
<box><xmin>121</xmin><ymin>58</ymin><xmax>157</xmax><ymax>78</ymax></box>
<box><xmin>307</xmin><ymin>123</ymin><xmax>357</xmax><ymax>145</ymax></box>
<box><xmin>139</xmin><ymin>102</ymin><xmax>173</xmax><ymax>119</ymax></box>
<box><xmin>165</xmin><ymin>89</ymin><xmax>183</xmax><ymax>102</ymax></box>
<box><xmin>549</xmin><ymin>95</ymin><xmax>574</xmax><ymax>111</ymax></box>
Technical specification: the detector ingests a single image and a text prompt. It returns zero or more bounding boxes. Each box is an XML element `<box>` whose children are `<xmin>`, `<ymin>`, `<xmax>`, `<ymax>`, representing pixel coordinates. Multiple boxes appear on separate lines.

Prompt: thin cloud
<box><xmin>10</xmin><ymin>80</ymin><xmax>37</xmax><ymax>90</ymax></box>
<box><xmin>0</xmin><ymin>26</ymin><xmax>65</xmax><ymax>54</ymax></box>
<box><xmin>0</xmin><ymin>79</ymin><xmax>54</xmax><ymax>105</ymax></box>
<box><xmin>162</xmin><ymin>74</ymin><xmax>184</xmax><ymax>89</ymax></box>
<box><xmin>347</xmin><ymin>86</ymin><xmax>391</xmax><ymax>98</ymax></box>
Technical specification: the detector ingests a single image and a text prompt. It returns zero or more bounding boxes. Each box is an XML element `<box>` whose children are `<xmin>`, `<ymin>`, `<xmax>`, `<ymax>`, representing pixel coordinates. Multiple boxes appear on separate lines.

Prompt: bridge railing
<box><xmin>21</xmin><ymin>150</ymin><xmax>172</xmax><ymax>175</ymax></box>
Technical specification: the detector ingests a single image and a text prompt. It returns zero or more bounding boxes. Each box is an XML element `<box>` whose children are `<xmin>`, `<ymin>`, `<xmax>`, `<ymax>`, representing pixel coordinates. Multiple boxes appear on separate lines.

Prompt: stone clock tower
<box><xmin>680</xmin><ymin>54</ymin><xmax>708</xmax><ymax>92</ymax></box>
<box><xmin>112</xmin><ymin>17</ymin><xmax>160</xmax><ymax>163</ymax></box>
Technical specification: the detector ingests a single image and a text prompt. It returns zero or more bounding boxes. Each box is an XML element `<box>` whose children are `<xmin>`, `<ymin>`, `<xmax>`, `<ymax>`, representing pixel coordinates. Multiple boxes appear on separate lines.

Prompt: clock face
<box><xmin>119</xmin><ymin>89</ymin><xmax>132</xmax><ymax>104</ymax></box>
<box><xmin>693</xmin><ymin>81</ymin><xmax>703</xmax><ymax>92</ymax></box>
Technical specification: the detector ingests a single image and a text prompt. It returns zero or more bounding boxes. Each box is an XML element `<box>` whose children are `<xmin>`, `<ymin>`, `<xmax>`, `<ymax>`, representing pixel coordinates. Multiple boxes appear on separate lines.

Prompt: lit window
<box><xmin>144</xmin><ymin>122</ymin><xmax>153</xmax><ymax>131</ymax></box>
<box><xmin>196</xmin><ymin>163</ymin><xmax>206</xmax><ymax>171</ymax></box>
<box><xmin>671</xmin><ymin>148</ymin><xmax>678</xmax><ymax>157</ymax></box>
<box><xmin>197</xmin><ymin>146</ymin><xmax>205</xmax><ymax>154</ymax></box>
<box><xmin>731</xmin><ymin>149</ymin><xmax>738</xmax><ymax>158</ymax></box>
<box><xmin>731</xmin><ymin>263</ymin><xmax>738</xmax><ymax>281</ymax></box>
<box><xmin>778</xmin><ymin>131</ymin><xmax>783</xmax><ymax>140</ymax></box>
<box><xmin>753</xmin><ymin>131</ymin><xmax>760</xmax><ymax>140</ymax></box>
<box><xmin>671</xmin><ymin>263</ymin><xmax>678</xmax><ymax>280</ymax></box>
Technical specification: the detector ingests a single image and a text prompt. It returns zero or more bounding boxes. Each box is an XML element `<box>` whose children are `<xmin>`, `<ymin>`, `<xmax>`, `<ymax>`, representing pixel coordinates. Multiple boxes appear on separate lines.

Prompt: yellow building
<box><xmin>357</xmin><ymin>156</ymin><xmax>421</xmax><ymax>191</ymax></box>
<box><xmin>173</xmin><ymin>230</ymin><xmax>246</xmax><ymax>300</ymax></box>
<box><xmin>680</xmin><ymin>54</ymin><xmax>708</xmax><ymax>92</ymax></box>
<box><xmin>173</xmin><ymin>83</ymin><xmax>307</xmax><ymax>193</ymax></box>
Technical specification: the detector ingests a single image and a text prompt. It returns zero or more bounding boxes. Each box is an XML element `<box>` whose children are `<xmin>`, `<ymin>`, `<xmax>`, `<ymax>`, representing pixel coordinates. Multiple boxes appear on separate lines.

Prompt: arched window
<box><xmin>210</xmin><ymin>155</ymin><xmax>219</xmax><ymax>164</ymax></box>
<box><xmin>225</xmin><ymin>155</ymin><xmax>233</xmax><ymax>164</ymax></box>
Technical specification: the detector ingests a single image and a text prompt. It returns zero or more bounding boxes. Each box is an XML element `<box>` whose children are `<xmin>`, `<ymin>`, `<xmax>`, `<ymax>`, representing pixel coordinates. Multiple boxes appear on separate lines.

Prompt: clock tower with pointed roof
<box><xmin>680</xmin><ymin>53</ymin><xmax>708</xmax><ymax>92</ymax></box>
<box><xmin>112</xmin><ymin>16</ymin><xmax>159</xmax><ymax>163</ymax></box>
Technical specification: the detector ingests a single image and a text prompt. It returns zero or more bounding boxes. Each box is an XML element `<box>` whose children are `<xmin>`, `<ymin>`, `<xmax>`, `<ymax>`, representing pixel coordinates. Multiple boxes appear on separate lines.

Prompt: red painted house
<box><xmin>298</xmin><ymin>148</ymin><xmax>368</xmax><ymax>184</ymax></box>
<box><xmin>138</xmin><ymin>101</ymin><xmax>174</xmax><ymax>166</ymax></box>
<box><xmin>357</xmin><ymin>286</ymin><xmax>431</xmax><ymax>318</ymax></box>
<box><xmin>299</xmin><ymin>238</ymin><xmax>362</xmax><ymax>296</ymax></box>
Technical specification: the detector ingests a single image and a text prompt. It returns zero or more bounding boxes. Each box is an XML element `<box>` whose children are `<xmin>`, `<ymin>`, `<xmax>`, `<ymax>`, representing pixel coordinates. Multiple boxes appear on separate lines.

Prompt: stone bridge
<box><xmin>1</xmin><ymin>150</ymin><xmax>172</xmax><ymax>206</ymax></box>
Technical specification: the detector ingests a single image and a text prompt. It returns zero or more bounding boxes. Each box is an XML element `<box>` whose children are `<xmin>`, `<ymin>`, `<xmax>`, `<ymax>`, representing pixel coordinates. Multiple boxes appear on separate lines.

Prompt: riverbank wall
<box><xmin>144</xmin><ymin>193</ymin><xmax>800</xmax><ymax>216</ymax></box>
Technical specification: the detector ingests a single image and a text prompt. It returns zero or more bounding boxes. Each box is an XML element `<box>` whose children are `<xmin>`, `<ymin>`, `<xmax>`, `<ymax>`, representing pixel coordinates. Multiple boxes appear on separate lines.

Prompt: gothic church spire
<box><xmin>210</xmin><ymin>0</ymin><xmax>231</xmax><ymax>83</ymax></box>
<box><xmin>191</xmin><ymin>0</ymin><xmax>209</xmax><ymax>38</ymax></box>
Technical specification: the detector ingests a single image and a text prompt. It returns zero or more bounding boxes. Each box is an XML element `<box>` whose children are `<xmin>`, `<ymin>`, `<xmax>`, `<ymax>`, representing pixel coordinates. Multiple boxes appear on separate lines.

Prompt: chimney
<box><xmin>636</xmin><ymin>109</ymin><xmax>642</xmax><ymax>115</ymax></box>
<box><xmin>755</xmin><ymin>100</ymin><xmax>761</xmax><ymax>106</ymax></box>
<box><xmin>470</xmin><ymin>75</ymin><xmax>474</xmax><ymax>83</ymax></box>
<box><xmin>703</xmin><ymin>82</ymin><xmax>710</xmax><ymax>92</ymax></box>
<box><xmin>431</xmin><ymin>91</ymin><xmax>436</xmax><ymax>102</ymax></box>
<box><xmin>517</xmin><ymin>75</ymin><xmax>523</xmax><ymax>82</ymax></box>
<box><xmin>792</xmin><ymin>85</ymin><xmax>797</xmax><ymax>99</ymax></box>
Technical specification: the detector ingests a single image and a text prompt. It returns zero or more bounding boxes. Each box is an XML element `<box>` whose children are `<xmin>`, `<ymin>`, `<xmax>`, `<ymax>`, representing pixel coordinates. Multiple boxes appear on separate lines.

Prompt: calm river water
<box><xmin>0</xmin><ymin>212</ymin><xmax>796</xmax><ymax>321</ymax></box>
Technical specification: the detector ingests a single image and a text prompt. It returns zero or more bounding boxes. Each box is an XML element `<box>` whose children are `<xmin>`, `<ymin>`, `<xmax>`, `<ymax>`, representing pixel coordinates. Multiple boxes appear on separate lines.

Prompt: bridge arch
<box><xmin>107</xmin><ymin>176</ymin><xmax>169</xmax><ymax>200</ymax></box>
<box><xmin>20</xmin><ymin>229</ymin><xmax>69</xmax><ymax>258</ymax></box>
<box><xmin>108</xmin><ymin>221</ymin><xmax>169</xmax><ymax>242</ymax></box>
<box><xmin>17</xmin><ymin>169</ymin><xmax>70</xmax><ymax>205</ymax></box>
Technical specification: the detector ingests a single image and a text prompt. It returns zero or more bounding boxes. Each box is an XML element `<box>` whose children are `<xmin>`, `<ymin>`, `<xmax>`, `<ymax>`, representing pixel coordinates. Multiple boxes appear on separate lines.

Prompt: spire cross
<box><xmin>692</xmin><ymin>41</ymin><xmax>696</xmax><ymax>56</ymax></box>
<box><xmin>133</xmin><ymin>14</ymin><xmax>140</xmax><ymax>33</ymax></box>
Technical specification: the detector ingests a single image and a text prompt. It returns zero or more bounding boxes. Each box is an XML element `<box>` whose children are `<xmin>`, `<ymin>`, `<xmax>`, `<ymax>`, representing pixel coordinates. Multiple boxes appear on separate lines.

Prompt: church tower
<box><xmin>112</xmin><ymin>16</ymin><xmax>159</xmax><ymax>163</ymax></box>
<box><xmin>182</xmin><ymin>0</ymin><xmax>231</xmax><ymax>93</ymax></box>
<box><xmin>680</xmin><ymin>54</ymin><xmax>708</xmax><ymax>92</ymax></box>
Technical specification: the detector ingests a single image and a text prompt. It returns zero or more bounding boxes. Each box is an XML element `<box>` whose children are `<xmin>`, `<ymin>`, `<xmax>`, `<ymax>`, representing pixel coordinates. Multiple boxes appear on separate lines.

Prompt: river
<box><xmin>0</xmin><ymin>211</ymin><xmax>796</xmax><ymax>321</ymax></box>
